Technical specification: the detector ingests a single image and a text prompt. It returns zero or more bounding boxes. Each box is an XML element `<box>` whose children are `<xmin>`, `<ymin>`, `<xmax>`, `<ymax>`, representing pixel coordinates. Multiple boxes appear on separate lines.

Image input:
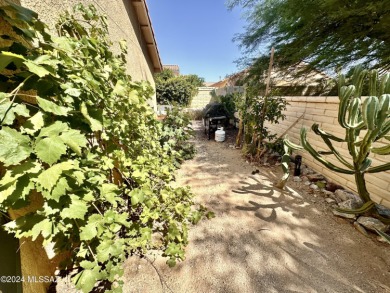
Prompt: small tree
<box><xmin>228</xmin><ymin>0</ymin><xmax>390</xmax><ymax>73</ymax></box>
<box><xmin>155</xmin><ymin>70</ymin><xmax>204</xmax><ymax>106</ymax></box>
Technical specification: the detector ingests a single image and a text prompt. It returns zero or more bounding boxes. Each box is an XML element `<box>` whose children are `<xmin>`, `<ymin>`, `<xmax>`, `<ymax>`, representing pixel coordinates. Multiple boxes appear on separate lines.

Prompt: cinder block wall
<box><xmin>190</xmin><ymin>87</ymin><xmax>216</xmax><ymax>108</ymax></box>
<box><xmin>265</xmin><ymin>96</ymin><xmax>390</xmax><ymax>207</ymax></box>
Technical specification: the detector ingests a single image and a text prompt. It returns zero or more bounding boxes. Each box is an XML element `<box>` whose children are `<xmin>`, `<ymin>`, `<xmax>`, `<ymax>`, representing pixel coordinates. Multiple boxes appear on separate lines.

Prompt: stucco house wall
<box><xmin>1</xmin><ymin>0</ymin><xmax>161</xmax><ymax>110</ymax></box>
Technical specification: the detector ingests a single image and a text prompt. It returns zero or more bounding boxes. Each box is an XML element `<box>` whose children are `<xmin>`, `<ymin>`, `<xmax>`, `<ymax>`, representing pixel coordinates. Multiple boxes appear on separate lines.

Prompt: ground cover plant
<box><xmin>0</xmin><ymin>3</ymin><xmax>210</xmax><ymax>292</ymax></box>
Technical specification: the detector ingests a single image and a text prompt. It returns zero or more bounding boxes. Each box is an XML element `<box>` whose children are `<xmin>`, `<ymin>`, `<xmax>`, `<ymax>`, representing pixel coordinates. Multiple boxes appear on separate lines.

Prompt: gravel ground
<box><xmin>122</xmin><ymin>121</ymin><xmax>390</xmax><ymax>293</ymax></box>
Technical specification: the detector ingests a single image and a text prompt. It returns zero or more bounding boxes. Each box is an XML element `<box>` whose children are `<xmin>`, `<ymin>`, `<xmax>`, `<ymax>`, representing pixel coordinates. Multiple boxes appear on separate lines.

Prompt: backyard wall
<box><xmin>190</xmin><ymin>87</ymin><xmax>216</xmax><ymax>109</ymax></box>
<box><xmin>264</xmin><ymin>96</ymin><xmax>390</xmax><ymax>207</ymax></box>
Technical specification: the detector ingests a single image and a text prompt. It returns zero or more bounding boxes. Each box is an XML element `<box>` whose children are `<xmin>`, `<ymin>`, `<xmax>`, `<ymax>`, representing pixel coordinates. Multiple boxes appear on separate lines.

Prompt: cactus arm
<box><xmin>367</xmin><ymin>162</ymin><xmax>390</xmax><ymax>173</ymax></box>
<box><xmin>358</xmin><ymin>95</ymin><xmax>389</xmax><ymax>162</ymax></box>
<box><xmin>362</xmin><ymin>96</ymin><xmax>379</xmax><ymax>131</ymax></box>
<box><xmin>374</xmin><ymin>94</ymin><xmax>390</xmax><ymax>141</ymax></box>
<box><xmin>379</xmin><ymin>73</ymin><xmax>389</xmax><ymax>96</ymax></box>
<box><xmin>376</xmin><ymin>120</ymin><xmax>390</xmax><ymax>141</ymax></box>
<box><xmin>369</xmin><ymin>70</ymin><xmax>378</xmax><ymax>96</ymax></box>
<box><xmin>352</xmin><ymin>66</ymin><xmax>368</xmax><ymax>98</ymax></box>
<box><xmin>312</xmin><ymin>124</ymin><xmax>353</xmax><ymax>169</ymax></box>
<box><xmin>335</xmin><ymin>200</ymin><xmax>375</xmax><ymax>214</ymax></box>
<box><xmin>284</xmin><ymin>136</ymin><xmax>304</xmax><ymax>151</ymax></box>
<box><xmin>338</xmin><ymin>85</ymin><xmax>356</xmax><ymax>128</ymax></box>
<box><xmin>312</xmin><ymin>124</ymin><xmax>345</xmax><ymax>142</ymax></box>
<box><xmin>300</xmin><ymin>128</ymin><xmax>354</xmax><ymax>174</ymax></box>
<box><xmin>346</xmin><ymin>98</ymin><xmax>364</xmax><ymax>128</ymax></box>
<box><xmin>275</xmin><ymin>142</ymin><xmax>292</xmax><ymax>189</ymax></box>
<box><xmin>377</xmin><ymin>95</ymin><xmax>390</xmax><ymax>124</ymax></box>
<box><xmin>371</xmin><ymin>144</ymin><xmax>390</xmax><ymax>155</ymax></box>
<box><xmin>375</xmin><ymin>229</ymin><xmax>390</xmax><ymax>243</ymax></box>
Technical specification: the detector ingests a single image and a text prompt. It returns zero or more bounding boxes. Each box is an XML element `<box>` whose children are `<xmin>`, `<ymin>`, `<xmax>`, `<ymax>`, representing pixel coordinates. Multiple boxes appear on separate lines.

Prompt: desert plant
<box><xmin>376</xmin><ymin>229</ymin><xmax>390</xmax><ymax>244</ymax></box>
<box><xmin>278</xmin><ymin>66</ymin><xmax>390</xmax><ymax>217</ymax></box>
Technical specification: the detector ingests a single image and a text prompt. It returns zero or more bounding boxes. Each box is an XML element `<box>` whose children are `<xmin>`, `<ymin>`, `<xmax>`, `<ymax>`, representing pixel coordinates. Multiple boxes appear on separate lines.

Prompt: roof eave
<box><xmin>132</xmin><ymin>0</ymin><xmax>162</xmax><ymax>73</ymax></box>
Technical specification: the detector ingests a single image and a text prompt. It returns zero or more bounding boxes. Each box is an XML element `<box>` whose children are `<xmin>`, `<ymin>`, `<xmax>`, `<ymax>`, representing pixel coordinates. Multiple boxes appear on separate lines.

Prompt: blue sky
<box><xmin>147</xmin><ymin>0</ymin><xmax>246</xmax><ymax>82</ymax></box>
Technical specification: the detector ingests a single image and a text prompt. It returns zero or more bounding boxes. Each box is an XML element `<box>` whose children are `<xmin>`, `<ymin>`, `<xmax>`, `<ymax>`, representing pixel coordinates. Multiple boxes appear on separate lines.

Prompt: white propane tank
<box><xmin>215</xmin><ymin>127</ymin><xmax>225</xmax><ymax>142</ymax></box>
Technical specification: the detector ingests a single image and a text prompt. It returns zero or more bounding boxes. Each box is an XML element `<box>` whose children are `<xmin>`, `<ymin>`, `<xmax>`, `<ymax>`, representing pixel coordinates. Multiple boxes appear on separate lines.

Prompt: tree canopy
<box><xmin>155</xmin><ymin>69</ymin><xmax>205</xmax><ymax>106</ymax></box>
<box><xmin>228</xmin><ymin>0</ymin><xmax>390</xmax><ymax>73</ymax></box>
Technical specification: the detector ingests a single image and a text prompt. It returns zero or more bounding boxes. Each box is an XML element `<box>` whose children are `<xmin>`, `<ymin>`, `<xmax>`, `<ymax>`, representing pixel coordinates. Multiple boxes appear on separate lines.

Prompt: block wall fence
<box><xmin>190</xmin><ymin>87</ymin><xmax>216</xmax><ymax>109</ymax></box>
<box><xmin>264</xmin><ymin>96</ymin><xmax>390</xmax><ymax>207</ymax></box>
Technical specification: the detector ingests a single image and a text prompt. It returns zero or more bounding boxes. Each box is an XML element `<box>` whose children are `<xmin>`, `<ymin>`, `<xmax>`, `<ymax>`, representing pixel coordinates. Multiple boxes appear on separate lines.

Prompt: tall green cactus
<box><xmin>279</xmin><ymin>66</ymin><xmax>390</xmax><ymax>214</ymax></box>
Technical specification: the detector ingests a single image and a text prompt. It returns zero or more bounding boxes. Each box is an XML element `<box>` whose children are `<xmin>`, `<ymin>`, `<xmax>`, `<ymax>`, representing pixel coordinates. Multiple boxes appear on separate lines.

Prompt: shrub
<box><xmin>155</xmin><ymin>70</ymin><xmax>204</xmax><ymax>106</ymax></box>
<box><xmin>161</xmin><ymin>107</ymin><xmax>196</xmax><ymax>165</ymax></box>
<box><xmin>0</xmin><ymin>4</ymin><xmax>210</xmax><ymax>292</ymax></box>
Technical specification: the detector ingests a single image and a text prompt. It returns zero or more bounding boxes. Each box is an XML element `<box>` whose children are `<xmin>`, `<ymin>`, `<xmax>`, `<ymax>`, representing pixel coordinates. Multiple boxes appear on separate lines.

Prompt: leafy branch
<box><xmin>0</xmin><ymin>3</ymin><xmax>210</xmax><ymax>292</ymax></box>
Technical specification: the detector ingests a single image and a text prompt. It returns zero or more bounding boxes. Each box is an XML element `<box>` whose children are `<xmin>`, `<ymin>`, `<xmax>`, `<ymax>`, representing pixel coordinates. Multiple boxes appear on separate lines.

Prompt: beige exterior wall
<box><xmin>1</xmin><ymin>0</ymin><xmax>158</xmax><ymax>110</ymax></box>
<box><xmin>190</xmin><ymin>87</ymin><xmax>217</xmax><ymax>109</ymax></box>
<box><xmin>265</xmin><ymin>96</ymin><xmax>390</xmax><ymax>207</ymax></box>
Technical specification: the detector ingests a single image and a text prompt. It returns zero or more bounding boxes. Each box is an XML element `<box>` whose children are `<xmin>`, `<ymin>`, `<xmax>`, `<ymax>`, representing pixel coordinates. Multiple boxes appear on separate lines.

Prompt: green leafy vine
<box><xmin>0</xmin><ymin>3</ymin><xmax>211</xmax><ymax>292</ymax></box>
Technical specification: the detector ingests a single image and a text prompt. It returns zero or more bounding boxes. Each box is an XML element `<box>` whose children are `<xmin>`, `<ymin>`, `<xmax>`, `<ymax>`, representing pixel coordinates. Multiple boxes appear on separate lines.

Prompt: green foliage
<box><xmin>161</xmin><ymin>107</ymin><xmax>196</xmax><ymax>165</ymax></box>
<box><xmin>0</xmin><ymin>4</ymin><xmax>209</xmax><ymax>292</ymax></box>
<box><xmin>155</xmin><ymin>69</ymin><xmax>204</xmax><ymax>106</ymax></box>
<box><xmin>228</xmin><ymin>0</ymin><xmax>390</xmax><ymax>73</ymax></box>
<box><xmin>281</xmin><ymin>66</ymin><xmax>390</xmax><ymax>213</ymax></box>
<box><xmin>218</xmin><ymin>92</ymin><xmax>242</xmax><ymax>119</ymax></box>
<box><xmin>185</xmin><ymin>74</ymin><xmax>205</xmax><ymax>88</ymax></box>
<box><xmin>240</xmin><ymin>91</ymin><xmax>288</xmax><ymax>154</ymax></box>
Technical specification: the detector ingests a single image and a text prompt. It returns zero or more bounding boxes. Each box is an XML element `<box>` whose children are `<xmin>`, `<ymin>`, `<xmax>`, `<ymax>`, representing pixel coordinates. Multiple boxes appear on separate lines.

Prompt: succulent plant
<box><xmin>278</xmin><ymin>66</ymin><xmax>390</xmax><ymax>217</ymax></box>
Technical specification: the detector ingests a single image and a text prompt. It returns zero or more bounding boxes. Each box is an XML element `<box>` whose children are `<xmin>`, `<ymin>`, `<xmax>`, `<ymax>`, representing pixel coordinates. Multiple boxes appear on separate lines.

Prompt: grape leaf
<box><xmin>80</xmin><ymin>102</ymin><xmax>102</xmax><ymax>131</ymax></box>
<box><xmin>65</xmin><ymin>88</ymin><xmax>81</xmax><ymax>97</ymax></box>
<box><xmin>60</xmin><ymin>129</ymin><xmax>87</xmax><ymax>155</ymax></box>
<box><xmin>36</xmin><ymin>160</ymin><xmax>75</xmax><ymax>191</ymax></box>
<box><xmin>0</xmin><ymin>127</ymin><xmax>32</xmax><ymax>166</ymax></box>
<box><xmin>61</xmin><ymin>195</ymin><xmax>88</xmax><ymax>220</ymax></box>
<box><xmin>35</xmin><ymin>136</ymin><xmax>67</xmax><ymax>165</ymax></box>
<box><xmin>24</xmin><ymin>60</ymin><xmax>51</xmax><ymax>77</ymax></box>
<box><xmin>79</xmin><ymin>222</ymin><xmax>98</xmax><ymax>241</ymax></box>
<box><xmin>73</xmin><ymin>267</ymin><xmax>102</xmax><ymax>293</ymax></box>
<box><xmin>100</xmin><ymin>183</ymin><xmax>120</xmax><ymax>206</ymax></box>
<box><xmin>39</xmin><ymin>121</ymin><xmax>69</xmax><ymax>137</ymax></box>
<box><xmin>96</xmin><ymin>240</ymin><xmax>123</xmax><ymax>263</ymax></box>
<box><xmin>130</xmin><ymin>188</ymin><xmax>144</xmax><ymax>206</ymax></box>
<box><xmin>0</xmin><ymin>95</ymin><xmax>30</xmax><ymax>125</ymax></box>
<box><xmin>30</xmin><ymin>218</ymin><xmax>52</xmax><ymax>241</ymax></box>
<box><xmin>49</xmin><ymin>177</ymin><xmax>71</xmax><ymax>202</ymax></box>
<box><xmin>22</xmin><ymin>111</ymin><xmax>44</xmax><ymax>134</ymax></box>
<box><xmin>37</xmin><ymin>96</ymin><xmax>70</xmax><ymax>116</ymax></box>
<box><xmin>0</xmin><ymin>51</ymin><xmax>25</xmax><ymax>71</ymax></box>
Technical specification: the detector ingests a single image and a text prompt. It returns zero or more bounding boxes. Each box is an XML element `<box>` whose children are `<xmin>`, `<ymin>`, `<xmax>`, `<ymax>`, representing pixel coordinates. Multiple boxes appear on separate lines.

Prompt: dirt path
<box><xmin>123</xmin><ymin>121</ymin><xmax>390</xmax><ymax>293</ymax></box>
